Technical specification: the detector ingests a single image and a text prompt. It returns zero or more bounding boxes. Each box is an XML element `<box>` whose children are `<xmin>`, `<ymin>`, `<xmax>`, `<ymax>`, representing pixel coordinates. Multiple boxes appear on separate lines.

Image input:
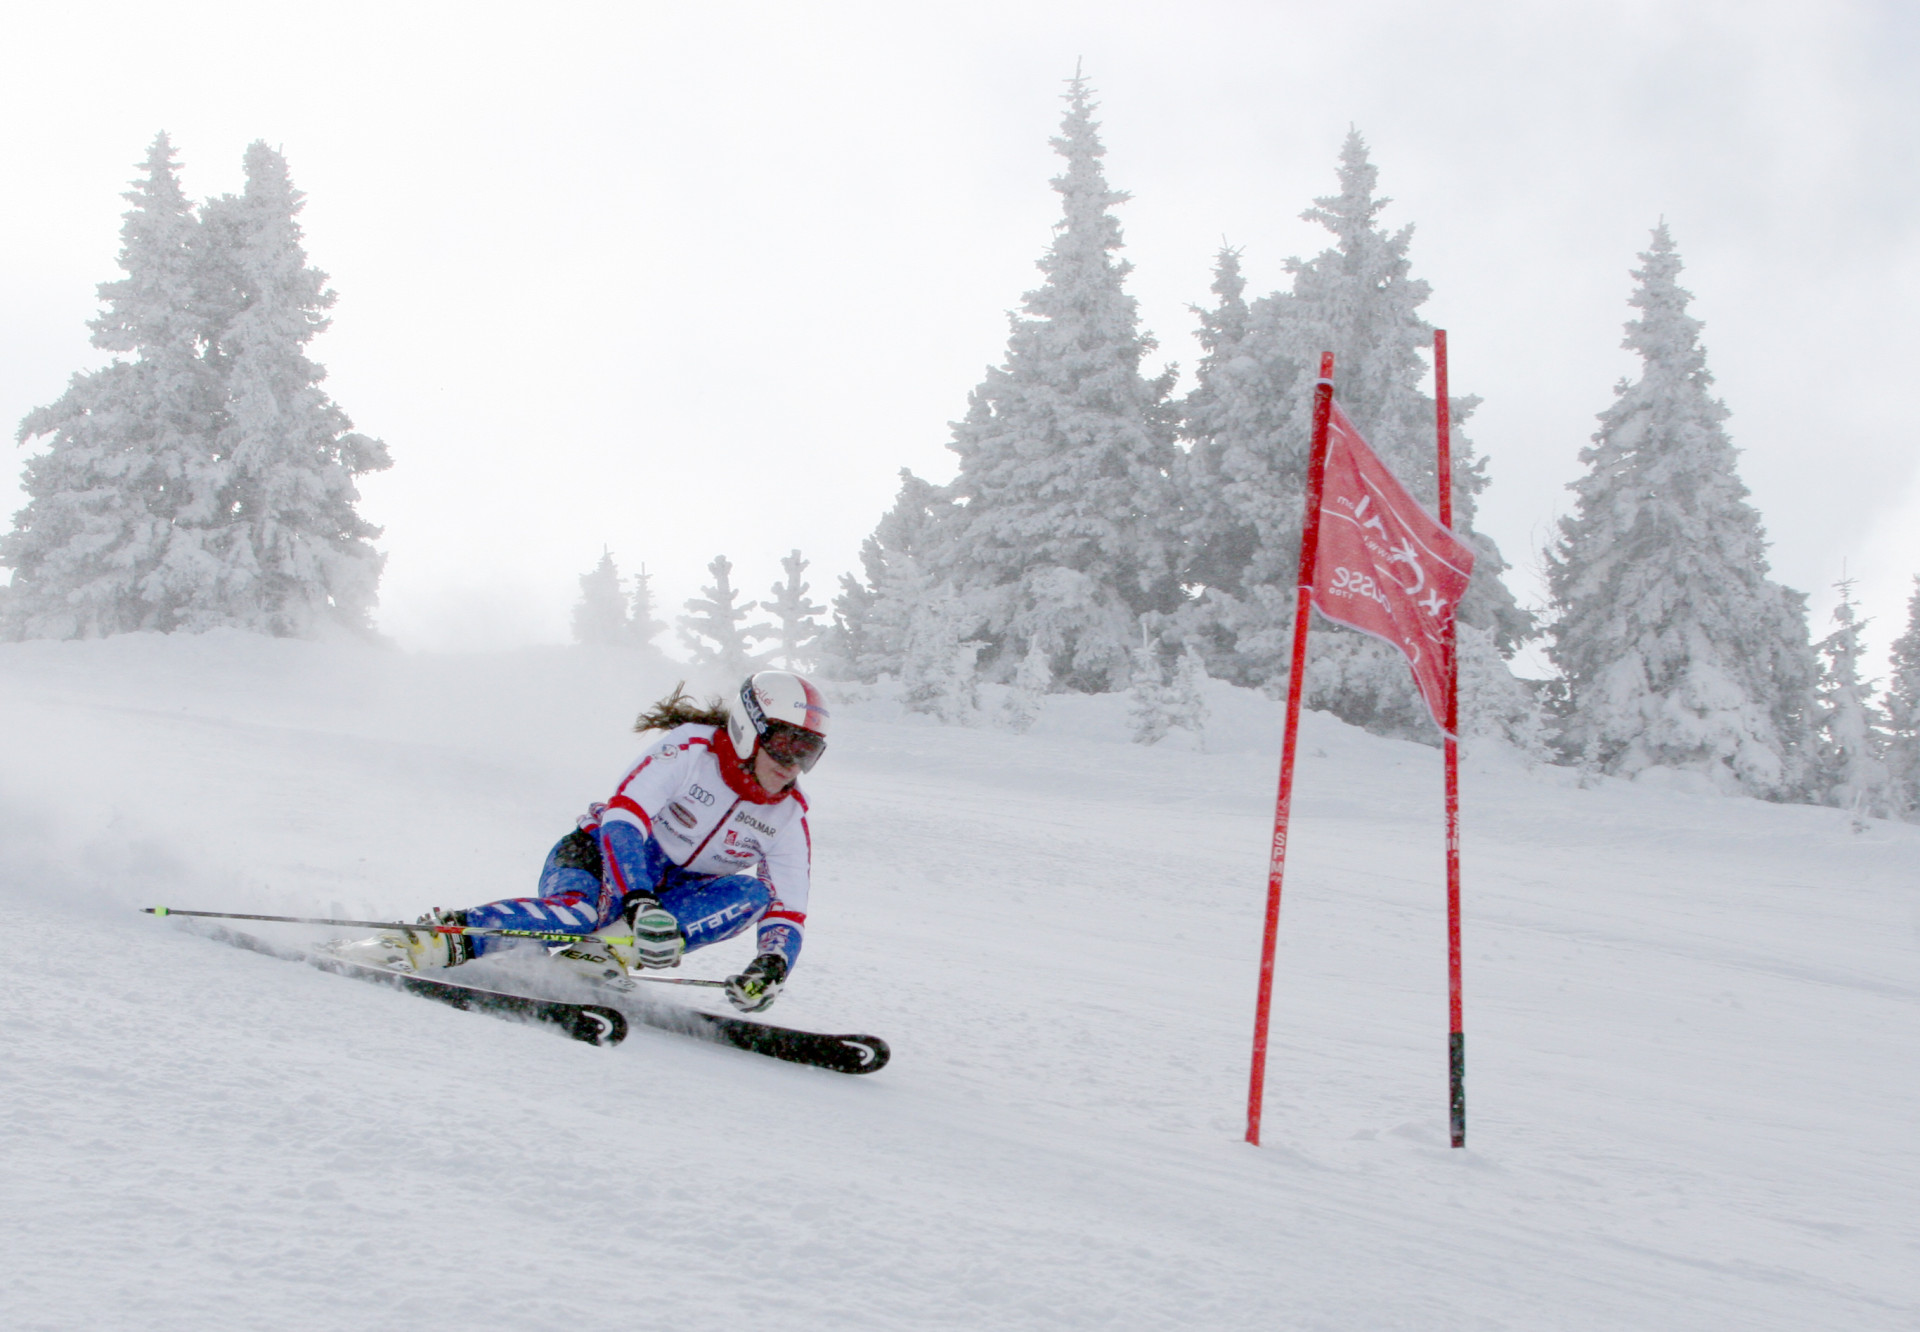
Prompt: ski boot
<box><xmin>325</xmin><ymin>908</ymin><xmax>473</xmax><ymax>973</ymax></box>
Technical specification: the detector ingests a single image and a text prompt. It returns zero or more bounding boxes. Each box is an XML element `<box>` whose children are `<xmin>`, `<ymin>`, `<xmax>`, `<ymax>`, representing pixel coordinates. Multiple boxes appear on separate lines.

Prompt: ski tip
<box><xmin>841</xmin><ymin>1036</ymin><xmax>890</xmax><ymax>1074</ymax></box>
<box><xmin>568</xmin><ymin>1006</ymin><xmax>628</xmax><ymax>1047</ymax></box>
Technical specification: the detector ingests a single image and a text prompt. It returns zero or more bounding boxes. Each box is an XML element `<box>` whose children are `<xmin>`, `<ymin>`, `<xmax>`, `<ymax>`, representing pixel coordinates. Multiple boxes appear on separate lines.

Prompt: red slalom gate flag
<box><xmin>1310</xmin><ymin>404</ymin><xmax>1475</xmax><ymax>731</ymax></box>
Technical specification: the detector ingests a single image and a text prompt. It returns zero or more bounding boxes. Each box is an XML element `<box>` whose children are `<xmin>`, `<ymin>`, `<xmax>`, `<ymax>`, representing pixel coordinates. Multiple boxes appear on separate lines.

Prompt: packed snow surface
<box><xmin>2</xmin><ymin>633</ymin><xmax>1915</xmax><ymax>1330</ymax></box>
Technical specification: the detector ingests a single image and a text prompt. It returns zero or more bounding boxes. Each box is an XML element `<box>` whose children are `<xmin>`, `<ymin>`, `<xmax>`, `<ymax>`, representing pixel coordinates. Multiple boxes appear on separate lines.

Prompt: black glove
<box><xmin>724</xmin><ymin>953</ymin><xmax>790</xmax><ymax>1013</ymax></box>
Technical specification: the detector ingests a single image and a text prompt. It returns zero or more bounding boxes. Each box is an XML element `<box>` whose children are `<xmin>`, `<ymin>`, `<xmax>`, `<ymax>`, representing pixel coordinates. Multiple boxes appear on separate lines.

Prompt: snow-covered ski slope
<box><xmin>2</xmin><ymin>633</ymin><xmax>1914</xmax><ymax>1331</ymax></box>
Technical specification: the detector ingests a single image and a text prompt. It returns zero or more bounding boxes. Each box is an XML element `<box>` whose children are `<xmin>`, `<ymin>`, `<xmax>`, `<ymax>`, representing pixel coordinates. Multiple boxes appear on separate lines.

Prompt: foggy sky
<box><xmin>3</xmin><ymin>0</ymin><xmax>1915</xmax><ymax>673</ymax></box>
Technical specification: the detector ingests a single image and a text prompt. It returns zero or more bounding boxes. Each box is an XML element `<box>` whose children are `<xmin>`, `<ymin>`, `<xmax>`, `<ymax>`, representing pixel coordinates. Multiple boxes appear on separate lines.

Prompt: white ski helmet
<box><xmin>728</xmin><ymin>670</ymin><xmax>830</xmax><ymax>772</ymax></box>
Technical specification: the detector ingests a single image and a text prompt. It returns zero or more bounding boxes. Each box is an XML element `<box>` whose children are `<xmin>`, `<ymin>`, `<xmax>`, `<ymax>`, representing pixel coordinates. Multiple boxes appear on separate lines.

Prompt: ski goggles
<box><xmin>759</xmin><ymin>720</ymin><xmax>827</xmax><ymax>772</ymax></box>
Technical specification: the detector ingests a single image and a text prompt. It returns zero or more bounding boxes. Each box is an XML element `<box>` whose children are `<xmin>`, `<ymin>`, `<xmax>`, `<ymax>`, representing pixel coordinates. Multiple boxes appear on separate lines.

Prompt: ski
<box><xmin>610</xmin><ymin>995</ymin><xmax>890</xmax><ymax>1075</ymax></box>
<box><xmin>173</xmin><ymin>921</ymin><xmax>887</xmax><ymax>1071</ymax></box>
<box><xmin>194</xmin><ymin>923</ymin><xmax>628</xmax><ymax>1047</ymax></box>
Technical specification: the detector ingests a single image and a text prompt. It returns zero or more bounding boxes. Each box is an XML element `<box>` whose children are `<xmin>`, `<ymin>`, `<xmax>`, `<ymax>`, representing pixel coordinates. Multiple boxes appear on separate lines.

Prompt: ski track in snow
<box><xmin>1</xmin><ymin>632</ymin><xmax>1915</xmax><ymax>1330</ymax></box>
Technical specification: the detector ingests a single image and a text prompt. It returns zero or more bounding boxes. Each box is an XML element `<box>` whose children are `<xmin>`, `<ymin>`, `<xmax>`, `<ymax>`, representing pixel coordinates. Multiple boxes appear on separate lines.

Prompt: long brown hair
<box><xmin>634</xmin><ymin>681</ymin><xmax>729</xmax><ymax>735</ymax></box>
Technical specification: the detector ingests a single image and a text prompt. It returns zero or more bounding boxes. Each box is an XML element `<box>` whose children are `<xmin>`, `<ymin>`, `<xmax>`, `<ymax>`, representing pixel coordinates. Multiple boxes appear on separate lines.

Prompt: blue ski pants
<box><xmin>463</xmin><ymin>825</ymin><xmax>771</xmax><ymax>959</ymax></box>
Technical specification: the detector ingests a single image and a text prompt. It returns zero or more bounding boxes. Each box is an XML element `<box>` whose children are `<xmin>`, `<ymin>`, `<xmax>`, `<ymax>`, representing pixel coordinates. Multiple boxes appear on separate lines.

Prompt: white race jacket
<box><xmin>589</xmin><ymin>722</ymin><xmax>811</xmax><ymax>955</ymax></box>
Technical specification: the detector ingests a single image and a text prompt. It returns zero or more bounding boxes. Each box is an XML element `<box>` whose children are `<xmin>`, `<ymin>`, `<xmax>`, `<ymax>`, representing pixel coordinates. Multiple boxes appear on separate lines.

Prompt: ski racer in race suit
<box><xmin>383</xmin><ymin>672</ymin><xmax>827</xmax><ymax>1014</ymax></box>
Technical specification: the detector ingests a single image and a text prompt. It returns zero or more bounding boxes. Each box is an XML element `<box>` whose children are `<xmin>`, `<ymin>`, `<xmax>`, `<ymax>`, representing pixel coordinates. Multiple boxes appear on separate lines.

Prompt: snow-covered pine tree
<box><xmin>1280</xmin><ymin>133</ymin><xmax>1530</xmax><ymax>732</ymax></box>
<box><xmin>899</xmin><ymin>585</ymin><xmax>979</xmax><ymax>724</ymax></box>
<box><xmin>1177</xmin><ymin>133</ymin><xmax>1533</xmax><ymax>740</ymax></box>
<box><xmin>1170</xmin><ymin>643</ymin><xmax>1210</xmax><ymax>748</ymax></box>
<box><xmin>3</xmin><ymin>133</ymin><xmax>224</xmax><ymax>639</ymax></box>
<box><xmin>1880</xmin><ymin>576</ymin><xmax>1920</xmax><ymax>819</ymax></box>
<box><xmin>823</xmin><ymin>571</ymin><xmax>877</xmax><ymax>681</ymax></box>
<box><xmin>1172</xmin><ymin>245</ymin><xmax>1308</xmax><ymax>686</ymax></box>
<box><xmin>826</xmin><ymin>469</ymin><xmax>950</xmax><ymax>682</ymax></box>
<box><xmin>1002</xmin><ymin>640</ymin><xmax>1052</xmax><ymax>733</ymax></box>
<box><xmin>191</xmin><ymin>141</ymin><xmax>391</xmax><ymax>637</ymax></box>
<box><xmin>923</xmin><ymin>72</ymin><xmax>1179</xmax><ymax>693</ymax></box>
<box><xmin>1545</xmin><ymin>225</ymin><xmax>1818</xmax><ymax>797</ymax></box>
<box><xmin>762</xmin><ymin>550</ymin><xmax>825</xmax><ymax>670</ymax></box>
<box><xmin>1456</xmin><ymin>622</ymin><xmax>1548</xmax><ymax>759</ymax></box>
<box><xmin>1127</xmin><ymin>624</ymin><xmax>1173</xmax><ymax>745</ymax></box>
<box><xmin>572</xmin><ymin>549</ymin><xmax>629</xmax><ymax>646</ymax></box>
<box><xmin>1811</xmin><ymin>577</ymin><xmax>1891</xmax><ymax>819</ymax></box>
<box><xmin>1127</xmin><ymin>624</ymin><xmax>1209</xmax><ymax>747</ymax></box>
<box><xmin>629</xmin><ymin>561</ymin><xmax>667</xmax><ymax>652</ymax></box>
<box><xmin>679</xmin><ymin>554</ymin><xmax>761</xmax><ymax>675</ymax></box>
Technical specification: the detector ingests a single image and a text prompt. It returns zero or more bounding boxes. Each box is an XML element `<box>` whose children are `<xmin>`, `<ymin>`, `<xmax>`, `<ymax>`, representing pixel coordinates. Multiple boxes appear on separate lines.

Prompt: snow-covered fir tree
<box><xmin>824</xmin><ymin>572</ymin><xmax>877</xmax><ymax>680</ymax></box>
<box><xmin>1881</xmin><ymin>576</ymin><xmax>1920</xmax><ymax>819</ymax></box>
<box><xmin>826</xmin><ymin>469</ymin><xmax>949</xmax><ymax>681</ymax></box>
<box><xmin>1127</xmin><ymin>625</ymin><xmax>1172</xmax><ymax>744</ymax></box>
<box><xmin>629</xmin><ymin>562</ymin><xmax>667</xmax><ymax>652</ymax></box>
<box><xmin>1274</xmin><ymin>133</ymin><xmax>1530</xmax><ymax>732</ymax></box>
<box><xmin>1456</xmin><ymin>622</ymin><xmax>1548</xmax><ymax>758</ymax></box>
<box><xmin>861</xmin><ymin>73</ymin><xmax>1178</xmax><ymax>695</ymax></box>
<box><xmin>1170</xmin><ymin>644</ymin><xmax>1209</xmax><ymax>745</ymax></box>
<box><xmin>187</xmin><ymin>141</ymin><xmax>391</xmax><ymax>637</ymax></box>
<box><xmin>1810</xmin><ymin>577</ymin><xmax>1891</xmax><ymax>819</ymax></box>
<box><xmin>3</xmin><ymin>134</ymin><xmax>224</xmax><ymax>638</ymax></box>
<box><xmin>1544</xmin><ymin>225</ymin><xmax>1817</xmax><ymax>797</ymax></box>
<box><xmin>1172</xmin><ymin>245</ymin><xmax>1306</xmax><ymax>685</ymax></box>
<box><xmin>1002</xmin><ymin>640</ymin><xmax>1052</xmax><ymax>733</ymax></box>
<box><xmin>1175</xmin><ymin>133</ymin><xmax>1533</xmax><ymax>742</ymax></box>
<box><xmin>679</xmin><ymin>555</ymin><xmax>762</xmax><ymax>675</ymax></box>
<box><xmin>762</xmin><ymin>550</ymin><xmax>825</xmax><ymax>670</ymax></box>
<box><xmin>1128</xmin><ymin>626</ymin><xmax>1208</xmax><ymax>747</ymax></box>
<box><xmin>899</xmin><ymin>586</ymin><xmax>980</xmax><ymax>724</ymax></box>
<box><xmin>572</xmin><ymin>549</ymin><xmax>630</xmax><ymax>646</ymax></box>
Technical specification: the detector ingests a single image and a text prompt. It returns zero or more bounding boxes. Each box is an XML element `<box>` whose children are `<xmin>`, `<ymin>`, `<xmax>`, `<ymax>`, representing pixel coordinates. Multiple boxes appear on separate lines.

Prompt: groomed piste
<box><xmin>2</xmin><ymin>631</ymin><xmax>1915</xmax><ymax>1330</ymax></box>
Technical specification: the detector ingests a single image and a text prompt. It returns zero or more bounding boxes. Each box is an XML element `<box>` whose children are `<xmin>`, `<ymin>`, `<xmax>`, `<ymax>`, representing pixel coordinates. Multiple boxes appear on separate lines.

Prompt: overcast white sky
<box><xmin>3</xmin><ymin>0</ymin><xmax>1916</xmax><ymax>676</ymax></box>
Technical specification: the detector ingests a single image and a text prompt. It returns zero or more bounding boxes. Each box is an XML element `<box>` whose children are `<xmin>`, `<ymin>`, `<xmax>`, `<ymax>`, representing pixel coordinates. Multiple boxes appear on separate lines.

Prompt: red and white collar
<box><xmin>712</xmin><ymin>725</ymin><xmax>799</xmax><ymax>805</ymax></box>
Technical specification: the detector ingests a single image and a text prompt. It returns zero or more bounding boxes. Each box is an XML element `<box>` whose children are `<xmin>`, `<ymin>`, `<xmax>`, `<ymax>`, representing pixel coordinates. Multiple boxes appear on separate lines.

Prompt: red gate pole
<box><xmin>1434</xmin><ymin>329</ymin><xmax>1466</xmax><ymax>1149</ymax></box>
<box><xmin>1246</xmin><ymin>352</ymin><xmax>1336</xmax><ymax>1147</ymax></box>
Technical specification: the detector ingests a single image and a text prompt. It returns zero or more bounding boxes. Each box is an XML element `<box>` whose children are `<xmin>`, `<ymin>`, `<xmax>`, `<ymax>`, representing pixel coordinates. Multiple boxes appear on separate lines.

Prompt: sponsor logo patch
<box><xmin>687</xmin><ymin>783</ymin><xmax>717</xmax><ymax>806</ymax></box>
<box><xmin>667</xmin><ymin>801</ymin><xmax>699</xmax><ymax>829</ymax></box>
<box><xmin>687</xmin><ymin>899</ymin><xmax>755</xmax><ymax>935</ymax></box>
<box><xmin>735</xmin><ymin>812</ymin><xmax>777</xmax><ymax>836</ymax></box>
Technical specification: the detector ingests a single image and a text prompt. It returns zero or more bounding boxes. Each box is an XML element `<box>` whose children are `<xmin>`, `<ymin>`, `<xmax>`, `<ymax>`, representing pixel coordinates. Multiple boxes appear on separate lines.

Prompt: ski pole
<box><xmin>144</xmin><ymin>906</ymin><xmax>730</xmax><ymax>987</ymax></box>
<box><xmin>143</xmin><ymin>906</ymin><xmax>631</xmax><ymax>948</ymax></box>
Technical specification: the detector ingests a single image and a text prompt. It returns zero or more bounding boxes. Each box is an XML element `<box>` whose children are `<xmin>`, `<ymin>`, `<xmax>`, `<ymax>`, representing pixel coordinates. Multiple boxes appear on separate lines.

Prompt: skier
<box><xmin>337</xmin><ymin>671</ymin><xmax>827</xmax><ymax>1013</ymax></box>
